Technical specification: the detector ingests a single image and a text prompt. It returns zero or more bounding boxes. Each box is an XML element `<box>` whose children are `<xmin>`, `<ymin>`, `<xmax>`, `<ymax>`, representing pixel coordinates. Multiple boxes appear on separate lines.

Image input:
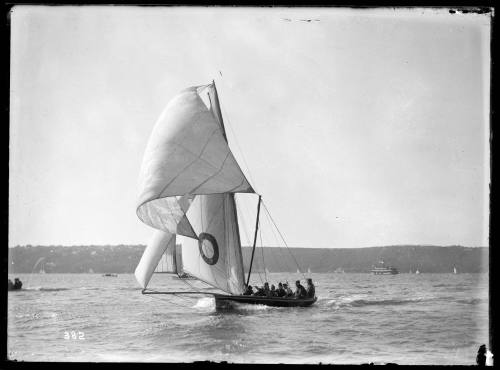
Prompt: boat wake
<box><xmin>193</xmin><ymin>297</ymin><xmax>216</xmax><ymax>310</ymax></box>
<box><xmin>229</xmin><ymin>302</ymin><xmax>277</xmax><ymax>311</ymax></box>
<box><xmin>23</xmin><ymin>287</ymin><xmax>70</xmax><ymax>292</ymax></box>
<box><xmin>324</xmin><ymin>295</ymin><xmax>435</xmax><ymax>308</ymax></box>
<box><xmin>192</xmin><ymin>297</ymin><xmax>279</xmax><ymax>312</ymax></box>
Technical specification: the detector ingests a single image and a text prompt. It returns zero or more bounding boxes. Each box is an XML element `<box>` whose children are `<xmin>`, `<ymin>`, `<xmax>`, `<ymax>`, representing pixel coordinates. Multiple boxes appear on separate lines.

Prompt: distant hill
<box><xmin>8</xmin><ymin>244</ymin><xmax>488</xmax><ymax>274</ymax></box>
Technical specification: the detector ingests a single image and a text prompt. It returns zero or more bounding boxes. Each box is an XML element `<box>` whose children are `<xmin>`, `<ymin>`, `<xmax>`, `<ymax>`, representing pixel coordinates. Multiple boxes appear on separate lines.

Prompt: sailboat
<box><xmin>453</xmin><ymin>266</ymin><xmax>457</xmax><ymax>274</ymax></box>
<box><xmin>307</xmin><ymin>267</ymin><xmax>312</xmax><ymax>274</ymax></box>
<box><xmin>415</xmin><ymin>269</ymin><xmax>420</xmax><ymax>274</ymax></box>
<box><xmin>134</xmin><ymin>82</ymin><xmax>316</xmax><ymax>309</ymax></box>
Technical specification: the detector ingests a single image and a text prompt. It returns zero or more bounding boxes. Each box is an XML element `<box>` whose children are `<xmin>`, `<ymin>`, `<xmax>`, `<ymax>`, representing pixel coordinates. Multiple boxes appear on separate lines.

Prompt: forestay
<box><xmin>134</xmin><ymin>83</ymin><xmax>254</xmax><ymax>294</ymax></box>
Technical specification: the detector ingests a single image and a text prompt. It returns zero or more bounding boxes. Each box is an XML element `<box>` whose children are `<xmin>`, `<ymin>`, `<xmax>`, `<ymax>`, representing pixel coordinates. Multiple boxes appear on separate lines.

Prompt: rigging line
<box><xmin>260</xmin><ymin>213</ymin><xmax>288</xmax><ymax>274</ymax></box>
<box><xmin>261</xmin><ymin>200</ymin><xmax>306</xmax><ymax>280</ymax></box>
<box><xmin>259</xmin><ymin>220</ymin><xmax>267</xmax><ymax>282</ymax></box>
<box><xmin>263</xmin><ymin>207</ymin><xmax>290</xmax><ymax>273</ymax></box>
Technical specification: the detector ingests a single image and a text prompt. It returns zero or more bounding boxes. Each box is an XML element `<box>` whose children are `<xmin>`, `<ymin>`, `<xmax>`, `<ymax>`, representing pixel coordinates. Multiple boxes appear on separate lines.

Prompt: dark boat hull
<box><xmin>213</xmin><ymin>294</ymin><xmax>317</xmax><ymax>309</ymax></box>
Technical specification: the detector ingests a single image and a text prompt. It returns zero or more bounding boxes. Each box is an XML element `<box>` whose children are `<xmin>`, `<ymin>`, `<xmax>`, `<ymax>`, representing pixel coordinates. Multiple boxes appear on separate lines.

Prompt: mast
<box><xmin>211</xmin><ymin>80</ymin><xmax>246</xmax><ymax>294</ymax></box>
<box><xmin>246</xmin><ymin>195</ymin><xmax>262</xmax><ymax>286</ymax></box>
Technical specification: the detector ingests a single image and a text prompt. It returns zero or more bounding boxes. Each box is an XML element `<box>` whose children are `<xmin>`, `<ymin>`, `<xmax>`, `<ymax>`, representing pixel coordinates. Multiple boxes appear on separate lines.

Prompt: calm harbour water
<box><xmin>8</xmin><ymin>272</ymin><xmax>488</xmax><ymax>364</ymax></box>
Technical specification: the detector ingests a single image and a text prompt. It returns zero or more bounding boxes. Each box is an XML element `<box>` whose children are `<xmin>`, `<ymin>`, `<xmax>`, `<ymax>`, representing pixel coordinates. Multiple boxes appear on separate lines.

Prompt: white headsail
<box><xmin>135</xmin><ymin>83</ymin><xmax>254</xmax><ymax>293</ymax></box>
<box><xmin>135</xmin><ymin>229</ymin><xmax>176</xmax><ymax>288</ymax></box>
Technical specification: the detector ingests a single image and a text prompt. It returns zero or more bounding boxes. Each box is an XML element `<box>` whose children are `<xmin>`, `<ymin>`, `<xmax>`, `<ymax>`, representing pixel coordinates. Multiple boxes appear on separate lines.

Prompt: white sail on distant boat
<box><xmin>453</xmin><ymin>266</ymin><xmax>457</xmax><ymax>274</ymax></box>
<box><xmin>134</xmin><ymin>81</ymin><xmax>316</xmax><ymax>308</ymax></box>
<box><xmin>307</xmin><ymin>267</ymin><xmax>311</xmax><ymax>274</ymax></box>
<box><xmin>297</xmin><ymin>269</ymin><xmax>301</xmax><ymax>274</ymax></box>
<box><xmin>415</xmin><ymin>269</ymin><xmax>420</xmax><ymax>274</ymax></box>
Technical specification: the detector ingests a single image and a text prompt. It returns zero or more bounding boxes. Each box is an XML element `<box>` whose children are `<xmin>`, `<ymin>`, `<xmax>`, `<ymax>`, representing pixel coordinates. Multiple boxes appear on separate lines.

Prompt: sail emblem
<box><xmin>198</xmin><ymin>232</ymin><xmax>219</xmax><ymax>265</ymax></box>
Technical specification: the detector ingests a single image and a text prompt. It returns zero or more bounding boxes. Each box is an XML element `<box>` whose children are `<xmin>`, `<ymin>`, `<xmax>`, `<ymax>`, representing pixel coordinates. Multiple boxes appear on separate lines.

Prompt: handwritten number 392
<box><xmin>64</xmin><ymin>331</ymin><xmax>85</xmax><ymax>340</ymax></box>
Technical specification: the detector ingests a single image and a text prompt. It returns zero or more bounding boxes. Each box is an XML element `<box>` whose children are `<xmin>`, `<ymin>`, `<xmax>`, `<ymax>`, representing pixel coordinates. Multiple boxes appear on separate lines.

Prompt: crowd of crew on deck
<box><xmin>243</xmin><ymin>278</ymin><xmax>315</xmax><ymax>299</ymax></box>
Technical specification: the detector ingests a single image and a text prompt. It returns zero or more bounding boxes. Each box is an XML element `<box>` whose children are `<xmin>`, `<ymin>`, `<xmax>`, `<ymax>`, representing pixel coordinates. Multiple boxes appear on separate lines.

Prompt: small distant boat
<box><xmin>415</xmin><ymin>269</ymin><xmax>420</xmax><ymax>274</ymax></box>
<box><xmin>102</xmin><ymin>273</ymin><xmax>118</xmax><ymax>277</ymax></box>
<box><xmin>334</xmin><ymin>267</ymin><xmax>345</xmax><ymax>273</ymax></box>
<box><xmin>297</xmin><ymin>269</ymin><xmax>300</xmax><ymax>274</ymax></box>
<box><xmin>307</xmin><ymin>267</ymin><xmax>312</xmax><ymax>274</ymax></box>
<box><xmin>371</xmin><ymin>260</ymin><xmax>399</xmax><ymax>275</ymax></box>
<box><xmin>453</xmin><ymin>266</ymin><xmax>457</xmax><ymax>274</ymax></box>
<box><xmin>8</xmin><ymin>278</ymin><xmax>23</xmax><ymax>291</ymax></box>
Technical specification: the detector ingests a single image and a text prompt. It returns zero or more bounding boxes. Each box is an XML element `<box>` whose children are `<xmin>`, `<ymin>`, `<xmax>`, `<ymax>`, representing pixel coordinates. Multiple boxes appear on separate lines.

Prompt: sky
<box><xmin>9</xmin><ymin>6</ymin><xmax>491</xmax><ymax>248</ymax></box>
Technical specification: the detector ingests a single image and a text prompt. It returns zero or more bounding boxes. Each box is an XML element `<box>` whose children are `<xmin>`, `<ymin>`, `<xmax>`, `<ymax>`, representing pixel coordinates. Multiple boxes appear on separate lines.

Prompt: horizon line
<box><xmin>8</xmin><ymin>244</ymin><xmax>488</xmax><ymax>249</ymax></box>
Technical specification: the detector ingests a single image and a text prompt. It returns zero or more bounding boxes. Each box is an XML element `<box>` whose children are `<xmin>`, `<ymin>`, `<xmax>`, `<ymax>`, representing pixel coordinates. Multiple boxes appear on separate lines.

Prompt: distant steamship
<box><xmin>371</xmin><ymin>260</ymin><xmax>399</xmax><ymax>275</ymax></box>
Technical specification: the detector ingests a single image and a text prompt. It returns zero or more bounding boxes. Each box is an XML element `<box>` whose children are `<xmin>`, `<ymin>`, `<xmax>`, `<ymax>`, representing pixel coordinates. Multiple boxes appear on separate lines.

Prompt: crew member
<box><xmin>276</xmin><ymin>282</ymin><xmax>286</xmax><ymax>297</ymax></box>
<box><xmin>294</xmin><ymin>280</ymin><xmax>307</xmax><ymax>299</ymax></box>
<box><xmin>306</xmin><ymin>278</ymin><xmax>315</xmax><ymax>298</ymax></box>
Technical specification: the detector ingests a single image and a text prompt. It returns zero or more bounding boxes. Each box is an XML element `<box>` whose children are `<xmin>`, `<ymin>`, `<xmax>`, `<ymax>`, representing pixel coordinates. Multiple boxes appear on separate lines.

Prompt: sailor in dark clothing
<box><xmin>306</xmin><ymin>278</ymin><xmax>315</xmax><ymax>298</ymax></box>
<box><xmin>243</xmin><ymin>285</ymin><xmax>254</xmax><ymax>295</ymax></box>
<box><xmin>476</xmin><ymin>344</ymin><xmax>487</xmax><ymax>366</ymax></box>
<box><xmin>276</xmin><ymin>282</ymin><xmax>286</xmax><ymax>297</ymax></box>
<box><xmin>253</xmin><ymin>286</ymin><xmax>265</xmax><ymax>296</ymax></box>
<box><xmin>14</xmin><ymin>278</ymin><xmax>22</xmax><ymax>290</ymax></box>
<box><xmin>8</xmin><ymin>279</ymin><xmax>14</xmax><ymax>290</ymax></box>
<box><xmin>294</xmin><ymin>280</ymin><xmax>307</xmax><ymax>299</ymax></box>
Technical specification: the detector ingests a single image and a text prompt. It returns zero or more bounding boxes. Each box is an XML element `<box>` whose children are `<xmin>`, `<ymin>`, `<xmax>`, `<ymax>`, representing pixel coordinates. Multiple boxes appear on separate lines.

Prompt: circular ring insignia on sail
<box><xmin>198</xmin><ymin>233</ymin><xmax>219</xmax><ymax>265</ymax></box>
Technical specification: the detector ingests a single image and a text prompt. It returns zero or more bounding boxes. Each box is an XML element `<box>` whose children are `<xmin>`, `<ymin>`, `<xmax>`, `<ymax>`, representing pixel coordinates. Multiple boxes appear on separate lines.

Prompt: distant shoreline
<box><xmin>8</xmin><ymin>244</ymin><xmax>487</xmax><ymax>274</ymax></box>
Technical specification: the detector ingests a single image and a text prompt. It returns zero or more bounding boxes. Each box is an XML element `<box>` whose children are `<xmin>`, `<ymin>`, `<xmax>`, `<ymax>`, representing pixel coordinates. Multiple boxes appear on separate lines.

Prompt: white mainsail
<box><xmin>180</xmin><ymin>193</ymin><xmax>246</xmax><ymax>294</ymax></box>
<box><xmin>135</xmin><ymin>83</ymin><xmax>254</xmax><ymax>293</ymax></box>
